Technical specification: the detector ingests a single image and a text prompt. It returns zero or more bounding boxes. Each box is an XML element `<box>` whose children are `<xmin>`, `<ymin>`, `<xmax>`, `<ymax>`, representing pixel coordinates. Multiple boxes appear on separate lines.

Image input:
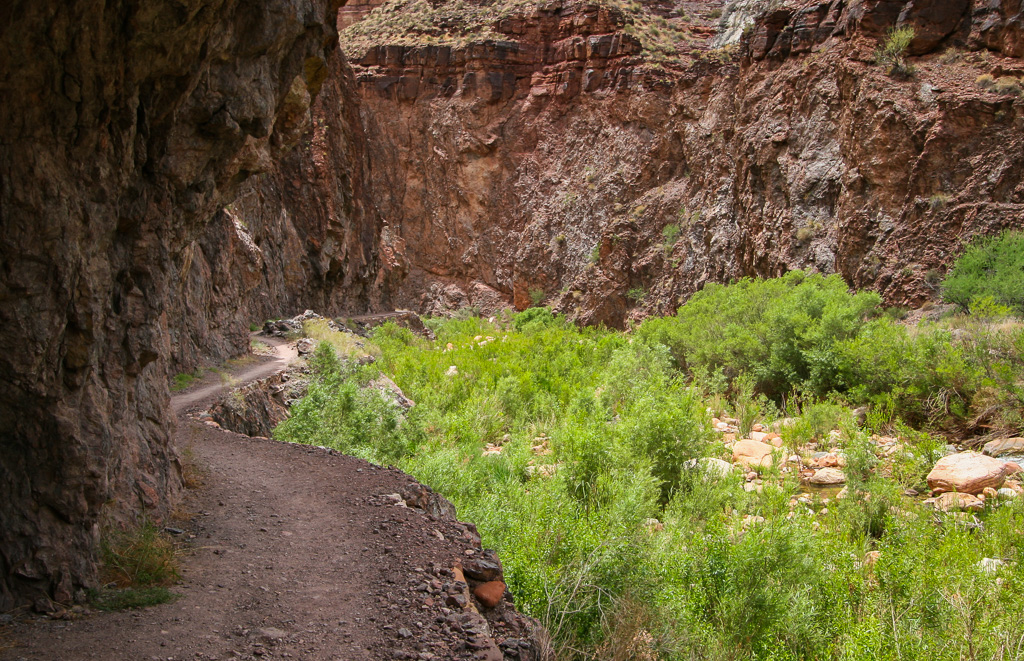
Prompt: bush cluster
<box><xmin>274</xmin><ymin>293</ymin><xmax>1024</xmax><ymax>658</ymax></box>
<box><xmin>942</xmin><ymin>230</ymin><xmax>1024</xmax><ymax>316</ymax></box>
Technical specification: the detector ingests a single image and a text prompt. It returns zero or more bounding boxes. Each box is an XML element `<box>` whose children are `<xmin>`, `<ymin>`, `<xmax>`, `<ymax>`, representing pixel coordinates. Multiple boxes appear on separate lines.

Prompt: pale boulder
<box><xmin>732</xmin><ymin>439</ymin><xmax>775</xmax><ymax>468</ymax></box>
<box><xmin>926</xmin><ymin>452</ymin><xmax>1007</xmax><ymax>495</ymax></box>
<box><xmin>982</xmin><ymin>437</ymin><xmax>1024</xmax><ymax>457</ymax></box>
<box><xmin>929</xmin><ymin>491</ymin><xmax>984</xmax><ymax>512</ymax></box>
<box><xmin>808</xmin><ymin>467</ymin><xmax>846</xmax><ymax>485</ymax></box>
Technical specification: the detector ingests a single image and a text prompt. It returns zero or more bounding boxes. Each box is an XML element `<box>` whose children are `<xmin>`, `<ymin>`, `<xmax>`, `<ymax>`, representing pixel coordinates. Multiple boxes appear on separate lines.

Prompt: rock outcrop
<box><xmin>337</xmin><ymin>0</ymin><xmax>1024</xmax><ymax>326</ymax></box>
<box><xmin>167</xmin><ymin>46</ymin><xmax>392</xmax><ymax>373</ymax></box>
<box><xmin>0</xmin><ymin>0</ymin><xmax>343</xmax><ymax>609</ymax></box>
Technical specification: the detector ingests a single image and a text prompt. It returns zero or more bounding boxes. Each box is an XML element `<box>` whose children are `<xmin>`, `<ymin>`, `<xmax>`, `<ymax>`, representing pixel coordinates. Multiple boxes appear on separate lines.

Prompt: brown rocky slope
<box><xmin>336</xmin><ymin>0</ymin><xmax>1024</xmax><ymax>326</ymax></box>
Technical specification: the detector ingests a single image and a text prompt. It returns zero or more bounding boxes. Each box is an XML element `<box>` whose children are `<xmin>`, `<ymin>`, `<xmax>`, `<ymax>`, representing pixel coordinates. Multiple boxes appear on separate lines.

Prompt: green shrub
<box><xmin>875</xmin><ymin>25</ymin><xmax>915</xmax><ymax>76</ymax></box>
<box><xmin>626</xmin><ymin>286</ymin><xmax>646</xmax><ymax>303</ymax></box>
<box><xmin>662</xmin><ymin>222</ymin><xmax>681</xmax><ymax>251</ymax></box>
<box><xmin>638</xmin><ymin>271</ymin><xmax>882</xmax><ymax>397</ymax></box>
<box><xmin>511</xmin><ymin>306</ymin><xmax>561</xmax><ymax>333</ymax></box>
<box><xmin>942</xmin><ymin>230</ymin><xmax>1024</xmax><ymax>315</ymax></box>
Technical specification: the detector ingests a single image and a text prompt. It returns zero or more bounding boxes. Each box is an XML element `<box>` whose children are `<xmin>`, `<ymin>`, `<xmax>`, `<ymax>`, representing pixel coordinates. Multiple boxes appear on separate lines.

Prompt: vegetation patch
<box><xmin>342</xmin><ymin>0</ymin><xmax>714</xmax><ymax>67</ymax></box>
<box><xmin>276</xmin><ymin>277</ymin><xmax>1024</xmax><ymax>659</ymax></box>
<box><xmin>943</xmin><ymin>230</ymin><xmax>1024</xmax><ymax>316</ymax></box>
<box><xmin>93</xmin><ymin>518</ymin><xmax>180</xmax><ymax>611</ymax></box>
<box><xmin>170</xmin><ymin>369</ymin><xmax>203</xmax><ymax>391</ymax></box>
<box><xmin>875</xmin><ymin>25</ymin><xmax>915</xmax><ymax>77</ymax></box>
<box><xmin>88</xmin><ymin>586</ymin><xmax>179</xmax><ymax>611</ymax></box>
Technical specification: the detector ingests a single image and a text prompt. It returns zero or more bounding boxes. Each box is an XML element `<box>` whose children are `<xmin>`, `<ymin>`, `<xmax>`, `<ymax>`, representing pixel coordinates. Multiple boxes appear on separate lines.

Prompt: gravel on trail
<box><xmin>1</xmin><ymin>338</ymin><xmax>540</xmax><ymax>660</ymax></box>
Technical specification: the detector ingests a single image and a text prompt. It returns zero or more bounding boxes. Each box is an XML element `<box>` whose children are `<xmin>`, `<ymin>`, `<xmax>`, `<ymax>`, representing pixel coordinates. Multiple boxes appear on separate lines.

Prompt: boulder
<box><xmin>732</xmin><ymin>440</ymin><xmax>775</xmax><ymax>468</ymax></box>
<box><xmin>930</xmin><ymin>491</ymin><xmax>984</xmax><ymax>512</ymax></box>
<box><xmin>685</xmin><ymin>457</ymin><xmax>734</xmax><ymax>478</ymax></box>
<box><xmin>472</xmin><ymin>581</ymin><xmax>506</xmax><ymax>609</ymax></box>
<box><xmin>982</xmin><ymin>437</ymin><xmax>1024</xmax><ymax>458</ymax></box>
<box><xmin>926</xmin><ymin>452</ymin><xmax>1007</xmax><ymax>495</ymax></box>
<box><xmin>808</xmin><ymin>467</ymin><xmax>847</xmax><ymax>485</ymax></box>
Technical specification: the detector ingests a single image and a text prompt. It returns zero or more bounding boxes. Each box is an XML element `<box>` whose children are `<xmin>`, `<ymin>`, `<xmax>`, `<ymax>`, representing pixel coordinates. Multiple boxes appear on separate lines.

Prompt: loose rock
<box><xmin>927</xmin><ymin>452</ymin><xmax>1007</xmax><ymax>495</ymax></box>
<box><xmin>732</xmin><ymin>440</ymin><xmax>775</xmax><ymax>468</ymax></box>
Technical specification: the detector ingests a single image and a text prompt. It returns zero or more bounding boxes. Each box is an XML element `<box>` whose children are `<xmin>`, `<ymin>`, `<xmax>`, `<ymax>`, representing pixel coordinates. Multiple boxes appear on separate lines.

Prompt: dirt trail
<box><xmin>171</xmin><ymin>337</ymin><xmax>298</xmax><ymax>414</ymax></box>
<box><xmin>2</xmin><ymin>340</ymin><xmax>531</xmax><ymax>660</ymax></box>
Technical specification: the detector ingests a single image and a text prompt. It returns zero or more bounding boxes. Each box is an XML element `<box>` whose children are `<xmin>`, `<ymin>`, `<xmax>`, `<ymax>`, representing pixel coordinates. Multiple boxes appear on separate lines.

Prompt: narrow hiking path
<box><xmin>2</xmin><ymin>338</ymin><xmax>532</xmax><ymax>661</ymax></box>
<box><xmin>171</xmin><ymin>336</ymin><xmax>298</xmax><ymax>414</ymax></box>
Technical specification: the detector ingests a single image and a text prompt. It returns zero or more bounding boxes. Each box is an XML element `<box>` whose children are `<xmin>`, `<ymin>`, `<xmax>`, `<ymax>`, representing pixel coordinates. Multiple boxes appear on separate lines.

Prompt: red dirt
<box><xmin>0</xmin><ymin>339</ymin><xmax>538</xmax><ymax>660</ymax></box>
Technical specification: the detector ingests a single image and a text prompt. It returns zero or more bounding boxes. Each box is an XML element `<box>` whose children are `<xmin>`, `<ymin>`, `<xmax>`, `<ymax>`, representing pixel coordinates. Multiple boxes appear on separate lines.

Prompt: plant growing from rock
<box><xmin>875</xmin><ymin>25</ymin><xmax>915</xmax><ymax>77</ymax></box>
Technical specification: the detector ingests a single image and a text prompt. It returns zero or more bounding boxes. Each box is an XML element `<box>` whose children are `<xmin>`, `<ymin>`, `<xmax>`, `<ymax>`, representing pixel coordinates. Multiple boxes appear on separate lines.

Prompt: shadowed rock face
<box><xmin>0</xmin><ymin>0</ymin><xmax>341</xmax><ymax>609</ymax></box>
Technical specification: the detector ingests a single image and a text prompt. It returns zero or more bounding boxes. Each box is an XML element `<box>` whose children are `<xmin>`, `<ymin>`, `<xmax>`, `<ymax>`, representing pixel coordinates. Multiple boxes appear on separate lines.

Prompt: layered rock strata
<box><xmin>341</xmin><ymin>0</ymin><xmax>1024</xmax><ymax>326</ymax></box>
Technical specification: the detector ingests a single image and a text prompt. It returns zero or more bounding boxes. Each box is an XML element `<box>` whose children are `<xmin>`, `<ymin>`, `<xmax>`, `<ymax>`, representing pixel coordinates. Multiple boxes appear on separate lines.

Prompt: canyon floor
<box><xmin>0</xmin><ymin>338</ymin><xmax>527</xmax><ymax>661</ymax></box>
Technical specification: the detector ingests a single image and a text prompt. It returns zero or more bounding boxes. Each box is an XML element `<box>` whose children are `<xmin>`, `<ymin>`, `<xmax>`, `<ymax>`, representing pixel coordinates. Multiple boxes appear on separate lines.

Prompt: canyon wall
<box><xmin>342</xmin><ymin>0</ymin><xmax>1024</xmax><ymax>326</ymax></box>
<box><xmin>166</xmin><ymin>50</ymin><xmax>394</xmax><ymax>372</ymax></box>
<box><xmin>0</xmin><ymin>0</ymin><xmax>345</xmax><ymax>609</ymax></box>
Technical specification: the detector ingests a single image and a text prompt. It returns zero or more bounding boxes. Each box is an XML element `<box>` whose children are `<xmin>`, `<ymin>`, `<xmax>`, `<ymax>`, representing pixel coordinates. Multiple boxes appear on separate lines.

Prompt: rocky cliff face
<box><xmin>0</xmin><ymin>0</ymin><xmax>343</xmax><ymax>609</ymax></box>
<box><xmin>340</xmin><ymin>0</ymin><xmax>1024</xmax><ymax>326</ymax></box>
<box><xmin>166</xmin><ymin>49</ymin><xmax>393</xmax><ymax>373</ymax></box>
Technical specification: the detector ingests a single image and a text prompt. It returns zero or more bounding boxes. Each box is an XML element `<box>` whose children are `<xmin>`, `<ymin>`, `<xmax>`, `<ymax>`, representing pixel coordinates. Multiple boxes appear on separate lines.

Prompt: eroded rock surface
<box><xmin>0</xmin><ymin>0</ymin><xmax>341</xmax><ymax>609</ymax></box>
<box><xmin>335</xmin><ymin>0</ymin><xmax>1024</xmax><ymax>327</ymax></box>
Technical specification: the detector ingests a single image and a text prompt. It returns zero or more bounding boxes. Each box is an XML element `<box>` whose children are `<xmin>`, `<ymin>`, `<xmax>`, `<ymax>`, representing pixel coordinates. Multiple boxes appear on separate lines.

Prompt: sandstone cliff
<box><xmin>339</xmin><ymin>0</ymin><xmax>1024</xmax><ymax>326</ymax></box>
<box><xmin>0</xmin><ymin>0</ymin><xmax>343</xmax><ymax>609</ymax></box>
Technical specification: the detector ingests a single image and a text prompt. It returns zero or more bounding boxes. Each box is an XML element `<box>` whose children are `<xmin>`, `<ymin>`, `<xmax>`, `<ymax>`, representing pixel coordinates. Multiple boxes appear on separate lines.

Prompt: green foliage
<box><xmin>89</xmin><ymin>586</ymin><xmax>179</xmax><ymax>611</ymax></box>
<box><xmin>170</xmin><ymin>369</ymin><xmax>202</xmax><ymax>391</ymax></box>
<box><xmin>274</xmin><ymin>346</ymin><xmax>419</xmax><ymax>465</ymax></box>
<box><xmin>272</xmin><ymin>276</ymin><xmax>1024</xmax><ymax>660</ymax></box>
<box><xmin>662</xmin><ymin>222</ymin><xmax>681</xmax><ymax>252</ymax></box>
<box><xmin>529</xmin><ymin>288</ymin><xmax>546</xmax><ymax>307</ymax></box>
<box><xmin>511</xmin><ymin>306</ymin><xmax>562</xmax><ymax>334</ymax></box>
<box><xmin>943</xmin><ymin>230</ymin><xmax>1024</xmax><ymax>315</ymax></box>
<box><xmin>638</xmin><ymin>271</ymin><xmax>882</xmax><ymax>397</ymax></box>
<box><xmin>626</xmin><ymin>286</ymin><xmax>647</xmax><ymax>304</ymax></box>
<box><xmin>875</xmin><ymin>25</ymin><xmax>915</xmax><ymax>76</ymax></box>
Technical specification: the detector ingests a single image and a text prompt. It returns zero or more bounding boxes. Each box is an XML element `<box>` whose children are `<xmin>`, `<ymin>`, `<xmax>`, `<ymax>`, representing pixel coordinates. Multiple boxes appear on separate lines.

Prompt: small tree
<box><xmin>875</xmin><ymin>25</ymin><xmax>915</xmax><ymax>77</ymax></box>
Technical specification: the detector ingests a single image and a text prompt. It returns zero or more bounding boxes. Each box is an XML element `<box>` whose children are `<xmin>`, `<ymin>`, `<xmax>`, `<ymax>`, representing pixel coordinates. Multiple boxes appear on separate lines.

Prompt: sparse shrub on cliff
<box><xmin>875</xmin><ymin>25</ymin><xmax>915</xmax><ymax>76</ymax></box>
<box><xmin>976</xmin><ymin>73</ymin><xmax>996</xmax><ymax>90</ymax></box>
<box><xmin>661</xmin><ymin>222</ymin><xmax>681</xmax><ymax>253</ymax></box>
<box><xmin>942</xmin><ymin>230</ymin><xmax>1024</xmax><ymax>315</ymax></box>
<box><xmin>626</xmin><ymin>286</ymin><xmax>646</xmax><ymax>303</ymax></box>
<box><xmin>993</xmin><ymin>76</ymin><xmax>1024</xmax><ymax>96</ymax></box>
<box><xmin>529</xmin><ymin>288</ymin><xmax>546</xmax><ymax>307</ymax></box>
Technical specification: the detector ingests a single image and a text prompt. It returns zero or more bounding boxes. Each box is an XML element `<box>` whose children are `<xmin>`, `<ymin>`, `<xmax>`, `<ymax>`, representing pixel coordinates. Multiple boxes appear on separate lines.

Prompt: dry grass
<box><xmin>100</xmin><ymin>520</ymin><xmax>179</xmax><ymax>589</ymax></box>
<box><xmin>179</xmin><ymin>444</ymin><xmax>207</xmax><ymax>490</ymax></box>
